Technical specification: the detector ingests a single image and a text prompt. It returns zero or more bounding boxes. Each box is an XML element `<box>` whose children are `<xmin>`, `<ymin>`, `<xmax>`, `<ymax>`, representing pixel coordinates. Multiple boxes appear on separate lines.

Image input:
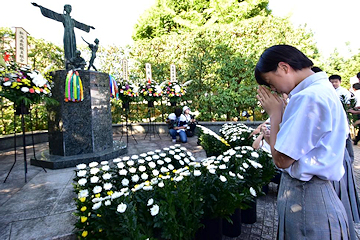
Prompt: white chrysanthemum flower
<box><xmin>123</xmin><ymin>156</ymin><xmax>130</xmax><ymax>161</ymax></box>
<box><xmin>104</xmin><ymin>183</ymin><xmax>112</xmax><ymax>190</ymax></box>
<box><xmin>152</xmin><ymin>169</ymin><xmax>160</xmax><ymax>176</ymax></box>
<box><xmin>3</xmin><ymin>81</ymin><xmax>11</xmax><ymax>87</ymax></box>
<box><xmin>235</xmin><ymin>154</ymin><xmax>243</xmax><ymax>158</ymax></box>
<box><xmin>139</xmin><ymin>165</ymin><xmax>146</xmax><ymax>172</ymax></box>
<box><xmin>174</xmin><ymin>155</ymin><xmax>181</xmax><ymax>160</ymax></box>
<box><xmin>140</xmin><ymin>153</ymin><xmax>147</xmax><ymax>158</ymax></box>
<box><xmin>169</xmin><ymin>150</ymin><xmax>175</xmax><ymax>155</ymax></box>
<box><xmin>21</xmin><ymin>86</ymin><xmax>30</xmax><ymax>93</ymax></box>
<box><xmin>121</xmin><ymin>187</ymin><xmax>129</xmax><ymax>193</ymax></box>
<box><xmin>234</xmin><ymin>146</ymin><xmax>241</xmax><ymax>150</ymax></box>
<box><xmin>127</xmin><ymin>160</ymin><xmax>135</xmax><ymax>166</ymax></box>
<box><xmin>143</xmin><ymin>186</ymin><xmax>153</xmax><ymax>191</ymax></box>
<box><xmin>132</xmin><ymin>175</ymin><xmax>140</xmax><ymax>182</ymax></box>
<box><xmin>158</xmin><ymin>182</ymin><xmax>165</xmax><ymax>188</ymax></box>
<box><xmin>104</xmin><ymin>200</ymin><xmax>111</xmax><ymax>206</ymax></box>
<box><xmin>179</xmin><ymin>160</ymin><xmax>184</xmax><ymax>165</ymax></box>
<box><xmin>150</xmin><ymin>204</ymin><xmax>160</xmax><ymax>216</ymax></box>
<box><xmin>219</xmin><ymin>164</ymin><xmax>227</xmax><ymax>170</ymax></box>
<box><xmin>76</xmin><ymin>164</ymin><xmax>87</xmax><ymax>170</ymax></box>
<box><xmin>209</xmin><ymin>169</ymin><xmax>216</xmax><ymax>174</ymax></box>
<box><xmin>29</xmin><ymin>71</ymin><xmax>48</xmax><ymax>87</ymax></box>
<box><xmin>147</xmin><ymin>198</ymin><xmax>154</xmax><ymax>206</ymax></box>
<box><xmin>92</xmin><ymin>201</ymin><xmax>102</xmax><ymax>210</ymax></box>
<box><xmin>147</xmin><ymin>151</ymin><xmax>155</xmax><ymax>155</ymax></box>
<box><xmin>250</xmin><ymin>187</ymin><xmax>257</xmax><ymax>197</ymax></box>
<box><xmin>160</xmin><ymin>153</ymin><xmax>166</xmax><ymax>158</ymax></box>
<box><xmin>121</xmin><ymin>178</ymin><xmax>129</xmax><ymax>186</ymax></box>
<box><xmin>101</xmin><ymin>161</ymin><xmax>108</xmax><ymax>165</ymax></box>
<box><xmin>179</xmin><ymin>153</ymin><xmax>186</xmax><ymax>158</ymax></box>
<box><xmin>132</xmin><ymin>183</ymin><xmax>144</xmax><ymax>192</ymax></box>
<box><xmin>157</xmin><ymin>160</ymin><xmax>164</xmax><ymax>165</ymax></box>
<box><xmin>117</xmin><ymin>203</ymin><xmax>127</xmax><ymax>213</ymax></box>
<box><xmin>93</xmin><ymin>185</ymin><xmax>102</xmax><ymax>194</ymax></box>
<box><xmin>78</xmin><ymin>189</ymin><xmax>89</xmax><ymax>198</ymax></box>
<box><xmin>251</xmin><ymin>152</ymin><xmax>259</xmax><ymax>158</ymax></box>
<box><xmin>131</xmin><ymin>155</ymin><xmax>139</xmax><ymax>160</ymax></box>
<box><xmin>148</xmin><ymin>162</ymin><xmax>156</xmax><ymax>169</ymax></box>
<box><xmin>117</xmin><ymin>162</ymin><xmax>125</xmax><ymax>169</ymax></box>
<box><xmin>164</xmin><ymin>157</ymin><xmax>171</xmax><ymax>163</ymax></box>
<box><xmin>77</xmin><ymin>170</ymin><xmax>87</xmax><ymax>177</ymax></box>
<box><xmin>78</xmin><ymin>178</ymin><xmax>87</xmax><ymax>186</ymax></box>
<box><xmin>160</xmin><ymin>167</ymin><xmax>169</xmax><ymax>173</ymax></box>
<box><xmin>183</xmin><ymin>157</ymin><xmax>190</xmax><ymax>164</ymax></box>
<box><xmin>89</xmin><ymin>162</ymin><xmax>99</xmax><ymax>168</ymax></box>
<box><xmin>119</xmin><ymin>169</ymin><xmax>128</xmax><ymax>175</ymax></box>
<box><xmin>102</xmin><ymin>173</ymin><xmax>112</xmax><ymax>180</ymax></box>
<box><xmin>190</xmin><ymin>156</ymin><xmax>196</xmax><ymax>161</ymax></box>
<box><xmin>229</xmin><ymin>171</ymin><xmax>236</xmax><ymax>177</ymax></box>
<box><xmin>102</xmin><ymin>165</ymin><xmax>110</xmax><ymax>171</ymax></box>
<box><xmin>180</xmin><ymin>147</ymin><xmax>187</xmax><ymax>151</ymax></box>
<box><xmin>243</xmin><ymin>162</ymin><xmax>249</xmax><ymax>169</ymax></box>
<box><xmin>241</xmin><ymin>150</ymin><xmax>247</xmax><ymax>154</ymax></box>
<box><xmin>174</xmin><ymin>176</ymin><xmax>184</xmax><ymax>182</ymax></box>
<box><xmin>129</xmin><ymin>167</ymin><xmax>137</xmax><ymax>173</ymax></box>
<box><xmin>248</xmin><ymin>159</ymin><xmax>263</xmax><ymax>169</ymax></box>
<box><xmin>174</xmin><ymin>144</ymin><xmax>181</xmax><ymax>148</ymax></box>
<box><xmin>90</xmin><ymin>168</ymin><xmax>99</xmax><ymax>175</ymax></box>
<box><xmin>92</xmin><ymin>197</ymin><xmax>102</xmax><ymax>203</ymax></box>
<box><xmin>194</xmin><ymin>170</ymin><xmax>201</xmax><ymax>176</ymax></box>
<box><xmin>151</xmin><ymin>178</ymin><xmax>159</xmax><ymax>185</ymax></box>
<box><xmin>90</xmin><ymin>176</ymin><xmax>99</xmax><ymax>183</ymax></box>
<box><xmin>111</xmin><ymin>191</ymin><xmax>123</xmax><ymax>200</ymax></box>
<box><xmin>155</xmin><ymin>149</ymin><xmax>161</xmax><ymax>153</ymax></box>
<box><xmin>145</xmin><ymin>156</ymin><xmax>152</xmax><ymax>161</ymax></box>
<box><xmin>167</xmin><ymin>164</ymin><xmax>174</xmax><ymax>170</ymax></box>
<box><xmin>141</xmin><ymin>173</ymin><xmax>149</xmax><ymax>180</ymax></box>
<box><xmin>175</xmin><ymin>149</ymin><xmax>181</xmax><ymax>153</ymax></box>
<box><xmin>237</xmin><ymin>173</ymin><xmax>244</xmax><ymax>179</ymax></box>
<box><xmin>219</xmin><ymin>175</ymin><xmax>227</xmax><ymax>182</ymax></box>
<box><xmin>138</xmin><ymin>159</ymin><xmax>145</xmax><ymax>164</ymax></box>
<box><xmin>152</xmin><ymin>155</ymin><xmax>160</xmax><ymax>160</ymax></box>
<box><xmin>217</xmin><ymin>155</ymin><xmax>224</xmax><ymax>161</ymax></box>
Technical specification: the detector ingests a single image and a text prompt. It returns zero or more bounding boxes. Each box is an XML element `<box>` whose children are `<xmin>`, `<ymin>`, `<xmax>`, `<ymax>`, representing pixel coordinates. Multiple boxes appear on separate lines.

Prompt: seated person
<box><xmin>166</xmin><ymin>108</ymin><xmax>187</xmax><ymax>143</ymax></box>
<box><xmin>182</xmin><ymin>106</ymin><xmax>197</xmax><ymax>137</ymax></box>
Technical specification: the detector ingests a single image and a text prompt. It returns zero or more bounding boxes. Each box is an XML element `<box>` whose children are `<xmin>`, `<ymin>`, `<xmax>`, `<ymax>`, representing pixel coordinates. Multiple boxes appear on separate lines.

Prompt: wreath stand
<box><xmin>120</xmin><ymin>102</ymin><xmax>137</xmax><ymax>144</ymax></box>
<box><xmin>144</xmin><ymin>101</ymin><xmax>161</xmax><ymax>140</ymax></box>
<box><xmin>4</xmin><ymin>104</ymin><xmax>47</xmax><ymax>183</ymax></box>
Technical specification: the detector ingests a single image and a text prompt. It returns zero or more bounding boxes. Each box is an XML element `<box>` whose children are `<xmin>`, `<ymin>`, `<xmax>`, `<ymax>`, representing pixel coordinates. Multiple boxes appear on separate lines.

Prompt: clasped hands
<box><xmin>256</xmin><ymin>86</ymin><xmax>286</xmax><ymax>117</ymax></box>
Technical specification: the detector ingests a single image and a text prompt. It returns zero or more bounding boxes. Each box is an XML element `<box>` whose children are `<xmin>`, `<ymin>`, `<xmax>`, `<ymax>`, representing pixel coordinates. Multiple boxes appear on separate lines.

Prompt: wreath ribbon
<box><xmin>65</xmin><ymin>70</ymin><xmax>83</xmax><ymax>102</ymax></box>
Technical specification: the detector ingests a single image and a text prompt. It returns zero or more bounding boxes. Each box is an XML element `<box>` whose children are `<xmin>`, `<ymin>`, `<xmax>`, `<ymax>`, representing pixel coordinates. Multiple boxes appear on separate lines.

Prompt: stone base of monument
<box><xmin>30</xmin><ymin>140</ymin><xmax>127</xmax><ymax>169</ymax></box>
<box><xmin>29</xmin><ymin>70</ymin><xmax>126</xmax><ymax>169</ymax></box>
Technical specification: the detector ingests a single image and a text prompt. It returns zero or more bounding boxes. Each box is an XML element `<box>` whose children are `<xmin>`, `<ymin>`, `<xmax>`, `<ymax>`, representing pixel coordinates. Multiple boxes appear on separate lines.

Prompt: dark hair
<box><xmin>174</xmin><ymin>108</ymin><xmax>182</xmax><ymax>117</ymax></box>
<box><xmin>329</xmin><ymin>74</ymin><xmax>341</xmax><ymax>81</ymax></box>
<box><xmin>357</xmin><ymin>72</ymin><xmax>360</xmax><ymax>79</ymax></box>
<box><xmin>254</xmin><ymin>45</ymin><xmax>313</xmax><ymax>86</ymax></box>
<box><xmin>353</xmin><ymin>83</ymin><xmax>360</xmax><ymax>90</ymax></box>
<box><xmin>311</xmin><ymin>66</ymin><xmax>323</xmax><ymax>73</ymax></box>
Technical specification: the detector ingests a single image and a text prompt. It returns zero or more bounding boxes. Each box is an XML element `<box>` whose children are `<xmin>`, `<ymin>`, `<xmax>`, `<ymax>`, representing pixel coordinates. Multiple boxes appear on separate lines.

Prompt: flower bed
<box><xmin>73</xmin><ymin>138</ymin><xmax>276</xmax><ymax>239</ymax></box>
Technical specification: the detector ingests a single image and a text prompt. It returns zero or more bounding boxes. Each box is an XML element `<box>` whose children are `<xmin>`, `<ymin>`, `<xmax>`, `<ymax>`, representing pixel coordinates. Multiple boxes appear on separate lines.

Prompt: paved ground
<box><xmin>1</xmin><ymin>133</ymin><xmax>360</xmax><ymax>240</ymax></box>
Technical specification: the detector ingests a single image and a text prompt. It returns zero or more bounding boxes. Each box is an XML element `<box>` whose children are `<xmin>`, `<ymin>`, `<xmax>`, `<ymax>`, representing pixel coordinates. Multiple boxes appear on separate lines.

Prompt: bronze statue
<box><xmin>66</xmin><ymin>50</ymin><xmax>86</xmax><ymax>70</ymax></box>
<box><xmin>82</xmin><ymin>37</ymin><xmax>99</xmax><ymax>71</ymax></box>
<box><xmin>31</xmin><ymin>3</ymin><xmax>95</xmax><ymax>62</ymax></box>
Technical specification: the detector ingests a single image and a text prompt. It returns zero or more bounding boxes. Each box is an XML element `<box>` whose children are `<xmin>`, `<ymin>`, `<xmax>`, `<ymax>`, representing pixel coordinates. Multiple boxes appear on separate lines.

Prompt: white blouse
<box><xmin>275</xmin><ymin>72</ymin><xmax>348</xmax><ymax>181</ymax></box>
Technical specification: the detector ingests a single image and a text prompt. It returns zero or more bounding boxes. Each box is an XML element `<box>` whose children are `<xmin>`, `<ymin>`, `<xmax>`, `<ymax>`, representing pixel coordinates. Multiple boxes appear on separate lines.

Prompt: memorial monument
<box><xmin>30</xmin><ymin>4</ymin><xmax>126</xmax><ymax>169</ymax></box>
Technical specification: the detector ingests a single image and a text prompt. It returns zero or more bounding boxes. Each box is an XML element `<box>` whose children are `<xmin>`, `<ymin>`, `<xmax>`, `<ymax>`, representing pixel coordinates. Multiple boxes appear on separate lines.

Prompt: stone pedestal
<box><xmin>31</xmin><ymin>70</ymin><xmax>126</xmax><ymax>169</ymax></box>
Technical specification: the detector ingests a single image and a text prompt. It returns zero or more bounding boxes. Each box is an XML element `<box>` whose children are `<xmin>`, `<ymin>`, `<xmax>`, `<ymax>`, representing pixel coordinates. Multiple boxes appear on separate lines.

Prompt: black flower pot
<box><xmin>195</xmin><ymin>217</ymin><xmax>222</xmax><ymax>240</ymax></box>
<box><xmin>148</xmin><ymin>101</ymin><xmax>154</xmax><ymax>107</ymax></box>
<box><xmin>241</xmin><ymin>199</ymin><xmax>257</xmax><ymax>224</ymax></box>
<box><xmin>222</xmin><ymin>208</ymin><xmax>241</xmax><ymax>237</ymax></box>
<box><xmin>122</xmin><ymin>101</ymin><xmax>130</xmax><ymax>109</ymax></box>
